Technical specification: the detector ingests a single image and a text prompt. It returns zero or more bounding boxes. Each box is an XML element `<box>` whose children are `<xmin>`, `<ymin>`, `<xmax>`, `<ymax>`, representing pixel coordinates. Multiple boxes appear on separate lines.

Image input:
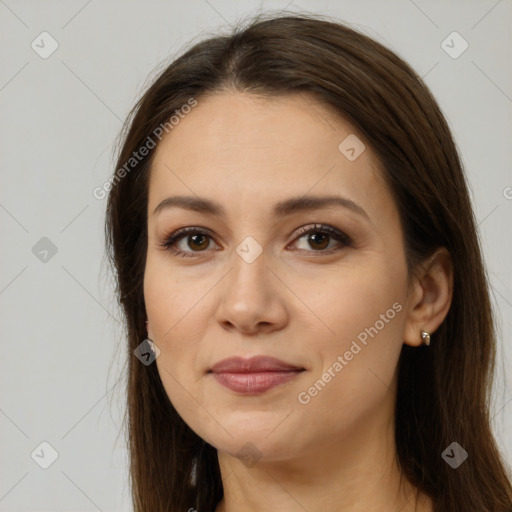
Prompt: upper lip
<box><xmin>209</xmin><ymin>356</ymin><xmax>304</xmax><ymax>373</ymax></box>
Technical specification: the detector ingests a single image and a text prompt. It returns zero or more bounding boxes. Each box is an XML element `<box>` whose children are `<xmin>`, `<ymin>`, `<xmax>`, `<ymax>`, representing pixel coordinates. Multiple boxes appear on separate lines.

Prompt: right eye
<box><xmin>160</xmin><ymin>227</ymin><xmax>219</xmax><ymax>258</ymax></box>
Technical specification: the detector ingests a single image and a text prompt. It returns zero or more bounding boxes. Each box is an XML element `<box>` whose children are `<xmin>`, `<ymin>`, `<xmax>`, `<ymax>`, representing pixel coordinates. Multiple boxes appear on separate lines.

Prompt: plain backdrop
<box><xmin>1</xmin><ymin>1</ymin><xmax>511</xmax><ymax>510</ymax></box>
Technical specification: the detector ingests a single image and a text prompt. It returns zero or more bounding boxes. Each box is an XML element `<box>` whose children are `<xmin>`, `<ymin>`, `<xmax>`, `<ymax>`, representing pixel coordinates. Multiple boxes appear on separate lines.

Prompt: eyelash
<box><xmin>159</xmin><ymin>224</ymin><xmax>353</xmax><ymax>258</ymax></box>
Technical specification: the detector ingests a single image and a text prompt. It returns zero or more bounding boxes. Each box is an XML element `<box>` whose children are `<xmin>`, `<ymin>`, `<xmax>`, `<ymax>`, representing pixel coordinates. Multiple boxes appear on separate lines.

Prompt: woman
<box><xmin>105</xmin><ymin>12</ymin><xmax>512</xmax><ymax>512</ymax></box>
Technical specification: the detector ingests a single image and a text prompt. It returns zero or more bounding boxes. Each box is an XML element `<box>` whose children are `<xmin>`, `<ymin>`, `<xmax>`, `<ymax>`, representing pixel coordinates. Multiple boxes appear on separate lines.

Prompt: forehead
<box><xmin>148</xmin><ymin>91</ymin><xmax>393</xmax><ymax>224</ymax></box>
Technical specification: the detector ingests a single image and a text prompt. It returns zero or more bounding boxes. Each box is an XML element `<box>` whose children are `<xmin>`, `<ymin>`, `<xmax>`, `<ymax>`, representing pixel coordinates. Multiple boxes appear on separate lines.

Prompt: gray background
<box><xmin>1</xmin><ymin>0</ymin><xmax>511</xmax><ymax>510</ymax></box>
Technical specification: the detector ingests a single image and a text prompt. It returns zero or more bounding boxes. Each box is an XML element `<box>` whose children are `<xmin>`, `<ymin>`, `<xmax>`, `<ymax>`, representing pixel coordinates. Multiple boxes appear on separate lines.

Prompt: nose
<box><xmin>215</xmin><ymin>249</ymin><xmax>289</xmax><ymax>336</ymax></box>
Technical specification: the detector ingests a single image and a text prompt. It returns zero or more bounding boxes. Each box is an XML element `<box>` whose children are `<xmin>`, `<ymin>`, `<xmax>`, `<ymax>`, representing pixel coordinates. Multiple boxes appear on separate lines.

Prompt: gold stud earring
<box><xmin>420</xmin><ymin>330</ymin><xmax>431</xmax><ymax>346</ymax></box>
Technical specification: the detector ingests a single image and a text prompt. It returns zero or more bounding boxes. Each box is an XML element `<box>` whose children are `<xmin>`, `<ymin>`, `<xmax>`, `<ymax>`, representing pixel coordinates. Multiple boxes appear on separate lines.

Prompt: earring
<box><xmin>420</xmin><ymin>330</ymin><xmax>431</xmax><ymax>346</ymax></box>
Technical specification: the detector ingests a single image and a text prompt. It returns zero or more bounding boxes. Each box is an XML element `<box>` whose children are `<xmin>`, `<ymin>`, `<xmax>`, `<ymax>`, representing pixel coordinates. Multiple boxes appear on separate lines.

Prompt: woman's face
<box><xmin>144</xmin><ymin>91</ymin><xmax>413</xmax><ymax>463</ymax></box>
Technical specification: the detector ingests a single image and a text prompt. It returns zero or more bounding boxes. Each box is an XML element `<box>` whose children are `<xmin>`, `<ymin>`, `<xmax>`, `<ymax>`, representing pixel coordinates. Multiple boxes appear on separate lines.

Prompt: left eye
<box><xmin>290</xmin><ymin>224</ymin><xmax>352</xmax><ymax>253</ymax></box>
<box><xmin>160</xmin><ymin>224</ymin><xmax>352</xmax><ymax>258</ymax></box>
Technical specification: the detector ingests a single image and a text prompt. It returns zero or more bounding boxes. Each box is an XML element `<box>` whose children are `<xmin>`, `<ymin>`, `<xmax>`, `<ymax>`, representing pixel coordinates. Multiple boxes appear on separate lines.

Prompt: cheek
<box><xmin>292</xmin><ymin>259</ymin><xmax>407</xmax><ymax>406</ymax></box>
<box><xmin>293</xmin><ymin>256</ymin><xmax>406</xmax><ymax>347</ymax></box>
<box><xmin>144</xmin><ymin>261</ymin><xmax>191</xmax><ymax>379</ymax></box>
<box><xmin>143</xmin><ymin>254</ymin><xmax>212</xmax><ymax>346</ymax></box>
<box><xmin>143</xmin><ymin>258</ymin><xmax>213</xmax><ymax>415</ymax></box>
<box><xmin>291</xmin><ymin>284</ymin><xmax>405</xmax><ymax>445</ymax></box>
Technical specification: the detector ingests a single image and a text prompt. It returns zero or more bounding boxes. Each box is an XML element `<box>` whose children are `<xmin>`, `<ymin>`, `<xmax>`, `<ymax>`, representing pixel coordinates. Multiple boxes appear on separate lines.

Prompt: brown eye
<box><xmin>187</xmin><ymin>233</ymin><xmax>210</xmax><ymax>251</ymax></box>
<box><xmin>291</xmin><ymin>224</ymin><xmax>352</xmax><ymax>254</ymax></box>
<box><xmin>160</xmin><ymin>228</ymin><xmax>217</xmax><ymax>257</ymax></box>
<box><xmin>305</xmin><ymin>231</ymin><xmax>330</xmax><ymax>250</ymax></box>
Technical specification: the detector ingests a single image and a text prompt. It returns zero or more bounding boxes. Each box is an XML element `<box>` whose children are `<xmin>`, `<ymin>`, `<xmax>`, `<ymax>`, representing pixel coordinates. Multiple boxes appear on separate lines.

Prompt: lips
<box><xmin>208</xmin><ymin>356</ymin><xmax>305</xmax><ymax>394</ymax></box>
<box><xmin>209</xmin><ymin>356</ymin><xmax>304</xmax><ymax>373</ymax></box>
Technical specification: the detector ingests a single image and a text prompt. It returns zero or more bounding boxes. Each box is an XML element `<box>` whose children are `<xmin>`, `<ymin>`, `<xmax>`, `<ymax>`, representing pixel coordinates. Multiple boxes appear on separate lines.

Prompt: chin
<box><xmin>199</xmin><ymin>416</ymin><xmax>299</xmax><ymax>463</ymax></box>
<box><xmin>214</xmin><ymin>435</ymin><xmax>294</xmax><ymax>466</ymax></box>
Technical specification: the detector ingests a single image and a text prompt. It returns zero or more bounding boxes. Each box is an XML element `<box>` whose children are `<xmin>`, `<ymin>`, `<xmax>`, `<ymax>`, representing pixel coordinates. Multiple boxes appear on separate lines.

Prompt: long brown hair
<box><xmin>105</xmin><ymin>12</ymin><xmax>512</xmax><ymax>512</ymax></box>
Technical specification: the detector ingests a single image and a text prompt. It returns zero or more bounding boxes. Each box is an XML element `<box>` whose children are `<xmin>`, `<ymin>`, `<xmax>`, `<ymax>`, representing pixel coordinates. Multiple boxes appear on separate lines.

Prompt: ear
<box><xmin>403</xmin><ymin>247</ymin><xmax>453</xmax><ymax>347</ymax></box>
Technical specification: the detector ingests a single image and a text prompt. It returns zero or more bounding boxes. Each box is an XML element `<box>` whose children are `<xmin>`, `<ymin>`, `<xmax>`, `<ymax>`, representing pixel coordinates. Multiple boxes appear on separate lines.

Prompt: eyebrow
<box><xmin>153</xmin><ymin>195</ymin><xmax>371</xmax><ymax>222</ymax></box>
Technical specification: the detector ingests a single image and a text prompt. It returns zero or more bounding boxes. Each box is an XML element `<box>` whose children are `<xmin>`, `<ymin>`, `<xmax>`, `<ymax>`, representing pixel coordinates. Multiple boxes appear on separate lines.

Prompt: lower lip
<box><xmin>211</xmin><ymin>370</ymin><xmax>303</xmax><ymax>394</ymax></box>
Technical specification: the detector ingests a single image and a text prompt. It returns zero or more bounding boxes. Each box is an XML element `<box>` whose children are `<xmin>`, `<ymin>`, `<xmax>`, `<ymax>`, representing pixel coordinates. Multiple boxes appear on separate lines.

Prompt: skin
<box><xmin>143</xmin><ymin>91</ymin><xmax>453</xmax><ymax>512</ymax></box>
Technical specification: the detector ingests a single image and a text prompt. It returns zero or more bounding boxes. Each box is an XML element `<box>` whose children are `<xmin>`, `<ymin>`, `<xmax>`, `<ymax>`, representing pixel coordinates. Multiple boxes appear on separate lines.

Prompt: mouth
<box><xmin>208</xmin><ymin>356</ymin><xmax>306</xmax><ymax>394</ymax></box>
